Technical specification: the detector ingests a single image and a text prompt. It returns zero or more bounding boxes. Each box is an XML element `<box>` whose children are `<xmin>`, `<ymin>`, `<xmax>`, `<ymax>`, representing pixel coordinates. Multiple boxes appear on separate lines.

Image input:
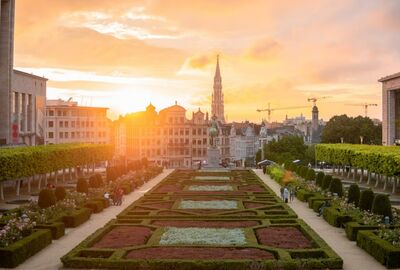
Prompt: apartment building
<box><xmin>45</xmin><ymin>99</ymin><xmax>110</xmax><ymax>145</ymax></box>
<box><xmin>114</xmin><ymin>102</ymin><xmax>209</xmax><ymax>168</ymax></box>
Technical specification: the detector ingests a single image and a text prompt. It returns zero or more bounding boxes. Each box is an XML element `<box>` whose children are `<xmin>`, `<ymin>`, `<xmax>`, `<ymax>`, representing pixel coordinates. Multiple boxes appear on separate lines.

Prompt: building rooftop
<box><xmin>14</xmin><ymin>69</ymin><xmax>48</xmax><ymax>81</ymax></box>
<box><xmin>378</xmin><ymin>72</ymin><xmax>400</xmax><ymax>82</ymax></box>
<box><xmin>46</xmin><ymin>99</ymin><xmax>108</xmax><ymax>109</ymax></box>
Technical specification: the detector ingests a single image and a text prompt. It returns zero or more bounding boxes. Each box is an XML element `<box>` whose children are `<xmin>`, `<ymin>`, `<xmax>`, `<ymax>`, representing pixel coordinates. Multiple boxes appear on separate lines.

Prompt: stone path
<box><xmin>0</xmin><ymin>169</ymin><xmax>173</xmax><ymax>270</ymax></box>
<box><xmin>253</xmin><ymin>169</ymin><xmax>389</xmax><ymax>270</ymax></box>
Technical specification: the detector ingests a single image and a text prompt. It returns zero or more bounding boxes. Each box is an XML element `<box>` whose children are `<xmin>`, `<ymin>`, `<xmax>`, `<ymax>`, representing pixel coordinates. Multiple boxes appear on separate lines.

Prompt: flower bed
<box><xmin>0</xmin><ymin>229</ymin><xmax>52</xmax><ymax>268</ymax></box>
<box><xmin>187</xmin><ymin>185</ymin><xmax>233</xmax><ymax>191</ymax></box>
<box><xmin>62</xmin><ymin>169</ymin><xmax>343</xmax><ymax>269</ymax></box>
<box><xmin>179</xmin><ymin>200</ymin><xmax>238</xmax><ymax>209</ymax></box>
<box><xmin>159</xmin><ymin>227</ymin><xmax>246</xmax><ymax>245</ymax></box>
<box><xmin>93</xmin><ymin>226</ymin><xmax>153</xmax><ymax>248</ymax></box>
<box><xmin>357</xmin><ymin>229</ymin><xmax>400</xmax><ymax>268</ymax></box>
<box><xmin>256</xmin><ymin>227</ymin><xmax>313</xmax><ymax>249</ymax></box>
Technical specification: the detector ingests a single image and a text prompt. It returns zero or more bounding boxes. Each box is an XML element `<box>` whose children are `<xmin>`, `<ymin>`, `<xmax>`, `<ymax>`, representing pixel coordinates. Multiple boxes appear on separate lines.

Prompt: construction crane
<box><xmin>256</xmin><ymin>103</ymin><xmax>309</xmax><ymax>122</ymax></box>
<box><xmin>345</xmin><ymin>103</ymin><xmax>378</xmax><ymax>117</ymax></box>
<box><xmin>307</xmin><ymin>96</ymin><xmax>330</xmax><ymax>106</ymax></box>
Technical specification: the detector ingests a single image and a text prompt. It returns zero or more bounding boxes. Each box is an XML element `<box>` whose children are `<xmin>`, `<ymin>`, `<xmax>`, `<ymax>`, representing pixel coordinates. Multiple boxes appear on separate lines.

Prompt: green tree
<box><xmin>321</xmin><ymin>115</ymin><xmax>381</xmax><ymax>144</ymax></box>
<box><xmin>264</xmin><ymin>135</ymin><xmax>307</xmax><ymax>164</ymax></box>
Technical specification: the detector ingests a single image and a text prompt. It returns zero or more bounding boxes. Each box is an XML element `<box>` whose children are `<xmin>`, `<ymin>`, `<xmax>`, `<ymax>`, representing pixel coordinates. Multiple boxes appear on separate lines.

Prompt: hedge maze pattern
<box><xmin>62</xmin><ymin>169</ymin><xmax>343</xmax><ymax>269</ymax></box>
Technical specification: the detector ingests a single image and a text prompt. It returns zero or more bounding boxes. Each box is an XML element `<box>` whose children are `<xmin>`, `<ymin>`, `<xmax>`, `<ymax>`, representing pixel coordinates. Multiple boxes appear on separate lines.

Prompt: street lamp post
<box><xmin>360</xmin><ymin>136</ymin><xmax>364</xmax><ymax>144</ymax></box>
<box><xmin>340</xmin><ymin>137</ymin><xmax>344</xmax><ymax>144</ymax></box>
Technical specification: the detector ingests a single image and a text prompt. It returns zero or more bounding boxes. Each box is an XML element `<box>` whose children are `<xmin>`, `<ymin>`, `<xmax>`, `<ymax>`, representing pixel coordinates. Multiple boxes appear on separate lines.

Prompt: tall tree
<box><xmin>264</xmin><ymin>135</ymin><xmax>307</xmax><ymax>164</ymax></box>
<box><xmin>321</xmin><ymin>115</ymin><xmax>381</xmax><ymax>144</ymax></box>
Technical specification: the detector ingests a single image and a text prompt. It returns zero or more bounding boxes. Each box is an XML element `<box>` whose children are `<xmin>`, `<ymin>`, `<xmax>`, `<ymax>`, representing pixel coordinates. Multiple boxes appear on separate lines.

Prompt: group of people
<box><xmin>280</xmin><ymin>186</ymin><xmax>295</xmax><ymax>203</ymax></box>
<box><xmin>103</xmin><ymin>187</ymin><xmax>124</xmax><ymax>206</ymax></box>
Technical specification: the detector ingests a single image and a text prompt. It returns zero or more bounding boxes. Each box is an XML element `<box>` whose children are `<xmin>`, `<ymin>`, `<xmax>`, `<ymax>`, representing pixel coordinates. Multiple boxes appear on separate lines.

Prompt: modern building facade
<box><xmin>380</xmin><ymin>72</ymin><xmax>400</xmax><ymax>145</ymax></box>
<box><xmin>0</xmin><ymin>0</ymin><xmax>15</xmax><ymax>145</ymax></box>
<box><xmin>114</xmin><ymin>102</ymin><xmax>209</xmax><ymax>168</ymax></box>
<box><xmin>45</xmin><ymin>99</ymin><xmax>110</xmax><ymax>145</ymax></box>
<box><xmin>211</xmin><ymin>55</ymin><xmax>225</xmax><ymax>122</ymax></box>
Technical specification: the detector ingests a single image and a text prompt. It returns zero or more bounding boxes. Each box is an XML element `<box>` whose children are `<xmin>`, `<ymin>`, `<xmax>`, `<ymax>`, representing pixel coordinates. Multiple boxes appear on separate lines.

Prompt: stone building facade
<box><xmin>379</xmin><ymin>72</ymin><xmax>400</xmax><ymax>145</ymax></box>
<box><xmin>0</xmin><ymin>0</ymin><xmax>15</xmax><ymax>144</ymax></box>
<box><xmin>45</xmin><ymin>99</ymin><xmax>111</xmax><ymax>145</ymax></box>
<box><xmin>114</xmin><ymin>102</ymin><xmax>209</xmax><ymax>168</ymax></box>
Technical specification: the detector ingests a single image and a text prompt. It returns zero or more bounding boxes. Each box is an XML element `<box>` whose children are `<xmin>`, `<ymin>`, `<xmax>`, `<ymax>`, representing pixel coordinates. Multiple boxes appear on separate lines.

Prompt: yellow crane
<box><xmin>345</xmin><ymin>103</ymin><xmax>378</xmax><ymax>117</ymax></box>
<box><xmin>256</xmin><ymin>103</ymin><xmax>309</xmax><ymax>122</ymax></box>
<box><xmin>307</xmin><ymin>96</ymin><xmax>330</xmax><ymax>107</ymax></box>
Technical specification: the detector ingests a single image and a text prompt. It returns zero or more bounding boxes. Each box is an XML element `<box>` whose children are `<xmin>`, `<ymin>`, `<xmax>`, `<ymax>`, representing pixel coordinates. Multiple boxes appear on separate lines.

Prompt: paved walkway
<box><xmin>253</xmin><ymin>169</ymin><xmax>389</xmax><ymax>270</ymax></box>
<box><xmin>0</xmin><ymin>169</ymin><xmax>174</xmax><ymax>270</ymax></box>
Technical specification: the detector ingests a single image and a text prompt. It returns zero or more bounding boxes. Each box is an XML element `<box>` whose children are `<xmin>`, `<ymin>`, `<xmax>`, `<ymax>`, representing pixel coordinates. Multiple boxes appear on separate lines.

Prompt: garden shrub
<box><xmin>89</xmin><ymin>174</ymin><xmax>103</xmax><ymax>188</ymax></box>
<box><xmin>347</xmin><ymin>184</ymin><xmax>360</xmax><ymax>207</ymax></box>
<box><xmin>84</xmin><ymin>200</ymin><xmax>104</xmax><ymax>213</ymax></box>
<box><xmin>300</xmin><ymin>167</ymin><xmax>308</xmax><ymax>178</ymax></box>
<box><xmin>306</xmin><ymin>169</ymin><xmax>316</xmax><ymax>181</ymax></box>
<box><xmin>316</xmin><ymin>172</ymin><xmax>325</xmax><ymax>186</ymax></box>
<box><xmin>322</xmin><ymin>175</ymin><xmax>333</xmax><ymax>190</ymax></box>
<box><xmin>0</xmin><ymin>229</ymin><xmax>52</xmax><ymax>268</ymax></box>
<box><xmin>328</xmin><ymin>178</ymin><xmax>343</xmax><ymax>197</ymax></box>
<box><xmin>262</xmin><ymin>166</ymin><xmax>266</xmax><ymax>174</ymax></box>
<box><xmin>371</xmin><ymin>194</ymin><xmax>392</xmax><ymax>219</ymax></box>
<box><xmin>54</xmin><ymin>186</ymin><xmax>66</xmax><ymax>201</ymax></box>
<box><xmin>62</xmin><ymin>208</ymin><xmax>92</xmax><ymax>228</ymax></box>
<box><xmin>38</xmin><ymin>189</ymin><xmax>56</xmax><ymax>209</ymax></box>
<box><xmin>359</xmin><ymin>189</ymin><xmax>374</xmax><ymax>211</ymax></box>
<box><xmin>77</xmin><ymin>178</ymin><xmax>89</xmax><ymax>194</ymax></box>
<box><xmin>35</xmin><ymin>222</ymin><xmax>65</xmax><ymax>239</ymax></box>
<box><xmin>323</xmin><ymin>207</ymin><xmax>353</xmax><ymax>227</ymax></box>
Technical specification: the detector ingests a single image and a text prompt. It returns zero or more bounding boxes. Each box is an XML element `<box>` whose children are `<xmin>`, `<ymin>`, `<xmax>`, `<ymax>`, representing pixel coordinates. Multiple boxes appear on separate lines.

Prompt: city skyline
<box><xmin>14</xmin><ymin>1</ymin><xmax>400</xmax><ymax>121</ymax></box>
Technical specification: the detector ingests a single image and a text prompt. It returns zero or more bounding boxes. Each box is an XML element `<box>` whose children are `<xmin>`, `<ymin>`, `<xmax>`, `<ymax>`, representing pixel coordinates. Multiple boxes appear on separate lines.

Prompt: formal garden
<box><xmin>265</xmin><ymin>144</ymin><xmax>400</xmax><ymax>268</ymax></box>
<box><xmin>0</xmin><ymin>144</ymin><xmax>163</xmax><ymax>268</ymax></box>
<box><xmin>62</xmin><ymin>169</ymin><xmax>343</xmax><ymax>270</ymax></box>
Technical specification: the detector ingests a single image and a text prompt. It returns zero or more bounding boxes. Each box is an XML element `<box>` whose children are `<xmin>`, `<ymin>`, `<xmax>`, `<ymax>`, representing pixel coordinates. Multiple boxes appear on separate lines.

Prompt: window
<box><xmin>65</xmin><ymin>132</ymin><xmax>68</xmax><ymax>138</ymax></box>
<box><xmin>192</xmin><ymin>139</ymin><xmax>196</xmax><ymax>145</ymax></box>
<box><xmin>203</xmin><ymin>138</ymin><xmax>207</xmax><ymax>144</ymax></box>
<box><xmin>71</xmin><ymin>132</ymin><xmax>75</xmax><ymax>138</ymax></box>
<box><xmin>57</xmin><ymin>110</ymin><xmax>62</xmax><ymax>116</ymax></box>
<box><xmin>71</xmin><ymin>121</ymin><xmax>75</xmax><ymax>128</ymax></box>
<box><xmin>59</xmin><ymin>132</ymin><xmax>63</xmax><ymax>138</ymax></box>
<box><xmin>65</xmin><ymin>121</ymin><xmax>69</xmax><ymax>128</ymax></box>
<box><xmin>59</xmin><ymin>121</ymin><xmax>63</xmax><ymax>127</ymax></box>
<box><xmin>49</xmin><ymin>110</ymin><xmax>54</xmax><ymax>116</ymax></box>
<box><xmin>185</xmin><ymin>129</ymin><xmax>189</xmax><ymax>135</ymax></box>
<box><xmin>48</xmin><ymin>121</ymin><xmax>54</xmax><ymax>128</ymax></box>
<box><xmin>62</xmin><ymin>111</ymin><xmax>67</xmax><ymax>116</ymax></box>
<box><xmin>193</xmin><ymin>129</ymin><xmax>196</xmax><ymax>135</ymax></box>
<box><xmin>48</xmin><ymin>132</ymin><xmax>54</xmax><ymax>139</ymax></box>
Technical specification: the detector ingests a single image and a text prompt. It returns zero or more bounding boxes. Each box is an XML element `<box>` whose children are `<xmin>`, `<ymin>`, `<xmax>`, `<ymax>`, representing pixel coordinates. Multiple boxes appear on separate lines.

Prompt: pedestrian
<box><xmin>317</xmin><ymin>200</ymin><xmax>331</xmax><ymax>217</ymax></box>
<box><xmin>280</xmin><ymin>187</ymin><xmax>284</xmax><ymax>200</ymax></box>
<box><xmin>283</xmin><ymin>186</ymin><xmax>289</xmax><ymax>203</ymax></box>
<box><xmin>289</xmin><ymin>187</ymin><xmax>295</xmax><ymax>202</ymax></box>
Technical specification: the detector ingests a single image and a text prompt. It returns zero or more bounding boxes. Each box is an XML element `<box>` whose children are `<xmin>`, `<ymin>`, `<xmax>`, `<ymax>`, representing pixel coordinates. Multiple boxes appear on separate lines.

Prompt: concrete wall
<box><xmin>381</xmin><ymin>75</ymin><xmax>400</xmax><ymax>145</ymax></box>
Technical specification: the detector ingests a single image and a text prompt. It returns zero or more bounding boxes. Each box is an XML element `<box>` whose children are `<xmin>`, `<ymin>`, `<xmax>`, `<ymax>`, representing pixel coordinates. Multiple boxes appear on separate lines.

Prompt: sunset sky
<box><xmin>14</xmin><ymin>1</ymin><xmax>400</xmax><ymax>122</ymax></box>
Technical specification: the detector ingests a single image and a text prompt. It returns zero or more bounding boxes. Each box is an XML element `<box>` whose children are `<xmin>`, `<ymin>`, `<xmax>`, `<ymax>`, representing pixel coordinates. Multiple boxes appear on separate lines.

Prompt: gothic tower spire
<box><xmin>211</xmin><ymin>54</ymin><xmax>225</xmax><ymax>122</ymax></box>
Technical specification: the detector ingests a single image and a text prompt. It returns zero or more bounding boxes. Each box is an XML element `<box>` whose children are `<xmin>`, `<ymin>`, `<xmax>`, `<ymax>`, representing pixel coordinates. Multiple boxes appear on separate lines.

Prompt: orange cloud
<box><xmin>244</xmin><ymin>38</ymin><xmax>283</xmax><ymax>61</ymax></box>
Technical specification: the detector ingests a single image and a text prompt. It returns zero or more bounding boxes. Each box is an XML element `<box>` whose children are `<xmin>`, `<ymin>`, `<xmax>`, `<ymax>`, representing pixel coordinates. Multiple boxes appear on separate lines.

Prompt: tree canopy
<box><xmin>321</xmin><ymin>115</ymin><xmax>381</xmax><ymax>144</ymax></box>
<box><xmin>264</xmin><ymin>135</ymin><xmax>310</xmax><ymax>164</ymax></box>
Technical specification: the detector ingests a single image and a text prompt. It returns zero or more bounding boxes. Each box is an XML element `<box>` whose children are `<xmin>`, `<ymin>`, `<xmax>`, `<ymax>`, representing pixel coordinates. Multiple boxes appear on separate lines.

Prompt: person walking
<box><xmin>283</xmin><ymin>186</ymin><xmax>289</xmax><ymax>203</ymax></box>
<box><xmin>280</xmin><ymin>187</ymin><xmax>284</xmax><ymax>200</ymax></box>
<box><xmin>289</xmin><ymin>187</ymin><xmax>295</xmax><ymax>202</ymax></box>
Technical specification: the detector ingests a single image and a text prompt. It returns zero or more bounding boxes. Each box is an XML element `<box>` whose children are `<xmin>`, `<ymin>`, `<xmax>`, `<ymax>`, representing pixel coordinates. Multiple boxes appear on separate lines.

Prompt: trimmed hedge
<box><xmin>321</xmin><ymin>175</ymin><xmax>332</xmax><ymax>190</ymax></box>
<box><xmin>77</xmin><ymin>178</ymin><xmax>89</xmax><ymax>194</ymax></box>
<box><xmin>372</xmin><ymin>194</ymin><xmax>392</xmax><ymax>219</ymax></box>
<box><xmin>0</xmin><ymin>229</ymin><xmax>52</xmax><ymax>268</ymax></box>
<box><xmin>347</xmin><ymin>184</ymin><xmax>360</xmax><ymax>207</ymax></box>
<box><xmin>345</xmin><ymin>222</ymin><xmax>380</xmax><ymax>241</ymax></box>
<box><xmin>61</xmin><ymin>208</ymin><xmax>92</xmax><ymax>228</ymax></box>
<box><xmin>323</xmin><ymin>207</ymin><xmax>353</xmax><ymax>228</ymax></box>
<box><xmin>316</xmin><ymin>172</ymin><xmax>325</xmax><ymax>186</ymax></box>
<box><xmin>55</xmin><ymin>186</ymin><xmax>67</xmax><ymax>201</ymax></box>
<box><xmin>84</xmin><ymin>200</ymin><xmax>104</xmax><ymax>213</ymax></box>
<box><xmin>359</xmin><ymin>189</ymin><xmax>374</xmax><ymax>211</ymax></box>
<box><xmin>296</xmin><ymin>189</ymin><xmax>316</xmax><ymax>202</ymax></box>
<box><xmin>328</xmin><ymin>178</ymin><xmax>343</xmax><ymax>197</ymax></box>
<box><xmin>35</xmin><ymin>221</ymin><xmax>65</xmax><ymax>240</ymax></box>
<box><xmin>38</xmin><ymin>189</ymin><xmax>56</xmax><ymax>209</ymax></box>
<box><xmin>357</xmin><ymin>230</ymin><xmax>400</xmax><ymax>268</ymax></box>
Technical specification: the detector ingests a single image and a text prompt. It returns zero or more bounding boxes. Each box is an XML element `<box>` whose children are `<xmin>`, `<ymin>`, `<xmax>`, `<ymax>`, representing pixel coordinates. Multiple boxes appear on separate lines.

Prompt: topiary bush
<box><xmin>89</xmin><ymin>174</ymin><xmax>103</xmax><ymax>188</ymax></box>
<box><xmin>359</xmin><ymin>189</ymin><xmax>374</xmax><ymax>211</ymax></box>
<box><xmin>306</xmin><ymin>169</ymin><xmax>316</xmax><ymax>181</ymax></box>
<box><xmin>322</xmin><ymin>175</ymin><xmax>333</xmax><ymax>190</ymax></box>
<box><xmin>328</xmin><ymin>178</ymin><xmax>343</xmax><ymax>197</ymax></box>
<box><xmin>76</xmin><ymin>178</ymin><xmax>89</xmax><ymax>194</ymax></box>
<box><xmin>371</xmin><ymin>194</ymin><xmax>392</xmax><ymax>219</ymax></box>
<box><xmin>38</xmin><ymin>189</ymin><xmax>56</xmax><ymax>209</ymax></box>
<box><xmin>54</xmin><ymin>186</ymin><xmax>66</xmax><ymax>201</ymax></box>
<box><xmin>347</xmin><ymin>184</ymin><xmax>360</xmax><ymax>206</ymax></box>
<box><xmin>316</xmin><ymin>172</ymin><xmax>325</xmax><ymax>186</ymax></box>
<box><xmin>300</xmin><ymin>167</ymin><xmax>308</xmax><ymax>178</ymax></box>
